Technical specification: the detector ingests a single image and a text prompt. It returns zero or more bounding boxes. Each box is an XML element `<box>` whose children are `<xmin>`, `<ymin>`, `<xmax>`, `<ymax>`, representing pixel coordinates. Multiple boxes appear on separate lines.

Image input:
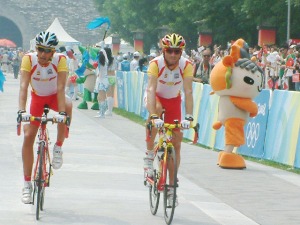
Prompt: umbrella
<box><xmin>0</xmin><ymin>39</ymin><xmax>17</xmax><ymax>48</ymax></box>
<box><xmin>86</xmin><ymin>17</ymin><xmax>111</xmax><ymax>41</ymax></box>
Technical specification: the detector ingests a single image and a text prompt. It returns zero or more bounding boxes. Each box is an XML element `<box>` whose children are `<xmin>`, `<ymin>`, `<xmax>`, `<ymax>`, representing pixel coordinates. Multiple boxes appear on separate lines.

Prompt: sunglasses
<box><xmin>37</xmin><ymin>46</ymin><xmax>53</xmax><ymax>53</ymax></box>
<box><xmin>165</xmin><ymin>48</ymin><xmax>182</xmax><ymax>55</ymax></box>
<box><xmin>203</xmin><ymin>55</ymin><xmax>211</xmax><ymax>57</ymax></box>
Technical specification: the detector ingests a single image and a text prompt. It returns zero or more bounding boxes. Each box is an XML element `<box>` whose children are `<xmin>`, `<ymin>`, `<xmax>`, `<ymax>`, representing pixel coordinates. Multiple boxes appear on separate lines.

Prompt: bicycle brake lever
<box><xmin>17</xmin><ymin>114</ymin><xmax>22</xmax><ymax>123</ymax></box>
<box><xmin>193</xmin><ymin>123</ymin><xmax>200</xmax><ymax>144</ymax></box>
<box><xmin>146</xmin><ymin>122</ymin><xmax>153</xmax><ymax>142</ymax></box>
<box><xmin>66</xmin><ymin>116</ymin><xmax>71</xmax><ymax>126</ymax></box>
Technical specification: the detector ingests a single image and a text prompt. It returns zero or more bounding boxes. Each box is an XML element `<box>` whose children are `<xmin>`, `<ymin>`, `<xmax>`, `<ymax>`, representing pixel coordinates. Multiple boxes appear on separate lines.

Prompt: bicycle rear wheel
<box><xmin>35</xmin><ymin>142</ymin><xmax>45</xmax><ymax>220</ymax></box>
<box><xmin>163</xmin><ymin>147</ymin><xmax>177</xmax><ymax>225</ymax></box>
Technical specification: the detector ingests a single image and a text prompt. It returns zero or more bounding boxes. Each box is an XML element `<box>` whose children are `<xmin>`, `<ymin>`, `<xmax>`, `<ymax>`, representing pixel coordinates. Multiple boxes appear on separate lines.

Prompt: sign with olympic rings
<box><xmin>246</xmin><ymin>122</ymin><xmax>260</xmax><ymax>148</ymax></box>
<box><xmin>238</xmin><ymin>90</ymin><xmax>271</xmax><ymax>158</ymax></box>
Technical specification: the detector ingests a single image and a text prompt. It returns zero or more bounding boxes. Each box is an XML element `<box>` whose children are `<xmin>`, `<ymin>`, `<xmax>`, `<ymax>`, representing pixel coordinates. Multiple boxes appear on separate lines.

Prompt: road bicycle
<box><xmin>144</xmin><ymin>119</ymin><xmax>199</xmax><ymax>225</ymax></box>
<box><xmin>17</xmin><ymin>105</ymin><xmax>70</xmax><ymax>220</ymax></box>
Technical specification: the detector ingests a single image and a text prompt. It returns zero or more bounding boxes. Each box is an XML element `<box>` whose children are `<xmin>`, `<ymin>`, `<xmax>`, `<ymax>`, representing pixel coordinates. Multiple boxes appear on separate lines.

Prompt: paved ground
<box><xmin>1</xmin><ymin>73</ymin><xmax>300</xmax><ymax>225</ymax></box>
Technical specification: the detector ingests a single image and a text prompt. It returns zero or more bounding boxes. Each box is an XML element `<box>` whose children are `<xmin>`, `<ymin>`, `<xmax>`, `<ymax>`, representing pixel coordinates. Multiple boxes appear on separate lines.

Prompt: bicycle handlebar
<box><xmin>162</xmin><ymin>122</ymin><xmax>181</xmax><ymax>129</ymax></box>
<box><xmin>146</xmin><ymin>120</ymin><xmax>200</xmax><ymax>144</ymax></box>
<box><xmin>17</xmin><ymin>115</ymin><xmax>70</xmax><ymax>136</ymax></box>
<box><xmin>192</xmin><ymin>123</ymin><xmax>200</xmax><ymax>144</ymax></box>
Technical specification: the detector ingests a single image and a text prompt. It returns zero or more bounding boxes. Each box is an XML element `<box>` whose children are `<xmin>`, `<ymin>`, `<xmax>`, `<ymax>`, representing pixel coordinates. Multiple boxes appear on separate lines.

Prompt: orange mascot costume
<box><xmin>210</xmin><ymin>39</ymin><xmax>264</xmax><ymax>169</ymax></box>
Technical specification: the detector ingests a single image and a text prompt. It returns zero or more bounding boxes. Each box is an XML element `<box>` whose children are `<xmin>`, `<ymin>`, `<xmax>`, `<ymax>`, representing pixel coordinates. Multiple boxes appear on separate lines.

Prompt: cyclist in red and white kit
<box><xmin>144</xmin><ymin>33</ymin><xmax>194</xmax><ymax>206</ymax></box>
<box><xmin>18</xmin><ymin>31</ymin><xmax>72</xmax><ymax>204</ymax></box>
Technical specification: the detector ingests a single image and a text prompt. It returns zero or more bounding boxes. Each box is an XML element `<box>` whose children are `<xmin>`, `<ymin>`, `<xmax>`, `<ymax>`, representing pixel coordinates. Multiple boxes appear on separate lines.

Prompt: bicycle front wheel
<box><xmin>149</xmin><ymin>151</ymin><xmax>161</xmax><ymax>215</ymax></box>
<box><xmin>40</xmin><ymin>187</ymin><xmax>45</xmax><ymax>211</ymax></box>
<box><xmin>35</xmin><ymin>142</ymin><xmax>45</xmax><ymax>220</ymax></box>
<box><xmin>163</xmin><ymin>147</ymin><xmax>177</xmax><ymax>225</ymax></box>
<box><xmin>41</xmin><ymin>147</ymin><xmax>51</xmax><ymax>211</ymax></box>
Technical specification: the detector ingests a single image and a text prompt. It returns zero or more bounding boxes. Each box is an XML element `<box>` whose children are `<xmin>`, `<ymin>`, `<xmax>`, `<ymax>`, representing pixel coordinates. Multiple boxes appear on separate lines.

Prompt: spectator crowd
<box><xmin>187</xmin><ymin>42</ymin><xmax>300</xmax><ymax>92</ymax></box>
<box><xmin>114</xmin><ymin>41</ymin><xmax>300</xmax><ymax>92</ymax></box>
<box><xmin>2</xmin><ymin>40</ymin><xmax>300</xmax><ymax>93</ymax></box>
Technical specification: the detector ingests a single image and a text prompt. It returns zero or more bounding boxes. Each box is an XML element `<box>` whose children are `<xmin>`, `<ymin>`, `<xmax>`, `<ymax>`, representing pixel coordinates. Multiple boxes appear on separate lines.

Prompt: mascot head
<box><xmin>210</xmin><ymin>38</ymin><xmax>264</xmax><ymax>98</ymax></box>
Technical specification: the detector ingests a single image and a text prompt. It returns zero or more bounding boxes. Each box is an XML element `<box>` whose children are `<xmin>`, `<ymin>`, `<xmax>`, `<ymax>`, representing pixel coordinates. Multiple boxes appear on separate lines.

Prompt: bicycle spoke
<box><xmin>149</xmin><ymin>182</ymin><xmax>160</xmax><ymax>215</ymax></box>
<box><xmin>35</xmin><ymin>142</ymin><xmax>45</xmax><ymax>220</ymax></box>
<box><xmin>149</xmin><ymin>151</ymin><xmax>161</xmax><ymax>215</ymax></box>
<box><xmin>40</xmin><ymin>187</ymin><xmax>45</xmax><ymax>211</ymax></box>
<box><xmin>164</xmin><ymin>148</ymin><xmax>177</xmax><ymax>225</ymax></box>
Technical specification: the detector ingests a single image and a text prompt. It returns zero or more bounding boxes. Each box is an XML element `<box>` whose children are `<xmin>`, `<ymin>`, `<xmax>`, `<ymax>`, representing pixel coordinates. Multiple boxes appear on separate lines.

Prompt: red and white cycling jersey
<box><xmin>21</xmin><ymin>52</ymin><xmax>68</xmax><ymax>96</ymax></box>
<box><xmin>147</xmin><ymin>55</ymin><xmax>193</xmax><ymax>99</ymax></box>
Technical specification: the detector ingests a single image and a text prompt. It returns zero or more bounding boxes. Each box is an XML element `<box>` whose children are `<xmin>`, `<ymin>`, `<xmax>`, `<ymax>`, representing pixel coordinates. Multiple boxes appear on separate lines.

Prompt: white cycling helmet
<box><xmin>149</xmin><ymin>52</ymin><xmax>156</xmax><ymax>58</ymax></box>
<box><xmin>133</xmin><ymin>51</ymin><xmax>141</xmax><ymax>57</ymax></box>
<box><xmin>123</xmin><ymin>54</ymin><xmax>128</xmax><ymax>59</ymax></box>
<box><xmin>117</xmin><ymin>55</ymin><xmax>123</xmax><ymax>62</ymax></box>
<box><xmin>35</xmin><ymin>31</ymin><xmax>59</xmax><ymax>48</ymax></box>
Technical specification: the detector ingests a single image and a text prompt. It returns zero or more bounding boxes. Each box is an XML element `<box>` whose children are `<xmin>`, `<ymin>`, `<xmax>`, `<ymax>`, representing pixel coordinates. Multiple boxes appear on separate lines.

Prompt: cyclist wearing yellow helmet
<box><xmin>143</xmin><ymin>33</ymin><xmax>194</xmax><ymax>206</ymax></box>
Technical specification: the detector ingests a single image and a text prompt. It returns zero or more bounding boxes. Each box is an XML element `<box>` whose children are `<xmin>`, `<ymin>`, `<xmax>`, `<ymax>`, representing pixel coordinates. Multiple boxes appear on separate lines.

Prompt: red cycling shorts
<box><xmin>29</xmin><ymin>92</ymin><xmax>58</xmax><ymax>127</ymax></box>
<box><xmin>157</xmin><ymin>95</ymin><xmax>181</xmax><ymax>124</ymax></box>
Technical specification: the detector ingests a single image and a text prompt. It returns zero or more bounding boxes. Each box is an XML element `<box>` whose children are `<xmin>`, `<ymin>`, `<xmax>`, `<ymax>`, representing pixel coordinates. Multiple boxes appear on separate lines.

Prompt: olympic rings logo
<box><xmin>246</xmin><ymin>122</ymin><xmax>260</xmax><ymax>148</ymax></box>
<box><xmin>257</xmin><ymin>103</ymin><xmax>266</xmax><ymax>116</ymax></box>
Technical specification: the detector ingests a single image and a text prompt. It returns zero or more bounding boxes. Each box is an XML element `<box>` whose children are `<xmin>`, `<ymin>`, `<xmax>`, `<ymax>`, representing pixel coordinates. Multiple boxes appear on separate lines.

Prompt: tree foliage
<box><xmin>93</xmin><ymin>0</ymin><xmax>300</xmax><ymax>53</ymax></box>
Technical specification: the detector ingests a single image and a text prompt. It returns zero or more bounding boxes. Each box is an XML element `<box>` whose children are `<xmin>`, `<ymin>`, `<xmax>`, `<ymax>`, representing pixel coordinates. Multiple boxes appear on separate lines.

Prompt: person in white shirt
<box><xmin>18</xmin><ymin>31</ymin><xmax>72</xmax><ymax>204</ymax></box>
<box><xmin>94</xmin><ymin>47</ymin><xmax>114</xmax><ymax>118</ymax></box>
<box><xmin>130</xmin><ymin>51</ymin><xmax>140</xmax><ymax>71</ymax></box>
<box><xmin>65</xmin><ymin>49</ymin><xmax>79</xmax><ymax>100</ymax></box>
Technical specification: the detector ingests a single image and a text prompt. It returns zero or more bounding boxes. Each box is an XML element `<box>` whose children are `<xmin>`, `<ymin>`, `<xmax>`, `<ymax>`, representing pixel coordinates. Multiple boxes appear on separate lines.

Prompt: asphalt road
<box><xmin>1</xmin><ymin>73</ymin><xmax>300</xmax><ymax>225</ymax></box>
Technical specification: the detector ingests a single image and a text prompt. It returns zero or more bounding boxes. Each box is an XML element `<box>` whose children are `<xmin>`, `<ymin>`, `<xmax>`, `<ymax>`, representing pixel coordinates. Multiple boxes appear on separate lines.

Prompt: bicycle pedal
<box><xmin>25</xmin><ymin>202</ymin><xmax>33</xmax><ymax>205</ymax></box>
<box><xmin>144</xmin><ymin>181</ymin><xmax>151</xmax><ymax>187</ymax></box>
<box><xmin>25</xmin><ymin>200</ymin><xmax>34</xmax><ymax>205</ymax></box>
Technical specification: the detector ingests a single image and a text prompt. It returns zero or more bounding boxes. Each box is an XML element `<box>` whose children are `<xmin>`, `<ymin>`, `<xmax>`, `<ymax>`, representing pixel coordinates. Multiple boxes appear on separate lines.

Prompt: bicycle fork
<box><xmin>35</xmin><ymin>142</ymin><xmax>46</xmax><ymax>185</ymax></box>
<box><xmin>34</xmin><ymin>140</ymin><xmax>51</xmax><ymax>188</ymax></box>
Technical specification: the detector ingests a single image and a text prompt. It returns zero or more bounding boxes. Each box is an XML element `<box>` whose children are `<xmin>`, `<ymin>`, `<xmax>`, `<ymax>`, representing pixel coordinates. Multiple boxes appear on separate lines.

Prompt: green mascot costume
<box><xmin>76</xmin><ymin>45</ymin><xmax>100</xmax><ymax>109</ymax></box>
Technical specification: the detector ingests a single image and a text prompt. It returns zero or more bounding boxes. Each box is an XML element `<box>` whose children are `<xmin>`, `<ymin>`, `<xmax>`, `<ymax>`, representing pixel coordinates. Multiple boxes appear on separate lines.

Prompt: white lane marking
<box><xmin>273</xmin><ymin>173</ymin><xmax>300</xmax><ymax>187</ymax></box>
<box><xmin>191</xmin><ymin>201</ymin><xmax>259</xmax><ymax>225</ymax></box>
<box><xmin>62</xmin><ymin>164</ymin><xmax>141</xmax><ymax>175</ymax></box>
<box><xmin>178</xmin><ymin>175</ymin><xmax>259</xmax><ymax>225</ymax></box>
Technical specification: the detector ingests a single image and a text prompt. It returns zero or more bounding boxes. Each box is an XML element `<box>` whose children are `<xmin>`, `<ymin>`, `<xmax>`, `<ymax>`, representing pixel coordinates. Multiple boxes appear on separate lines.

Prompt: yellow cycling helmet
<box><xmin>161</xmin><ymin>33</ymin><xmax>186</xmax><ymax>49</ymax></box>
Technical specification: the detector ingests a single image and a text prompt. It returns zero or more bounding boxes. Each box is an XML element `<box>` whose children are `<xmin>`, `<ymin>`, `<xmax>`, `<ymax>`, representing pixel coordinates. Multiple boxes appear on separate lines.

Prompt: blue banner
<box><xmin>198</xmin><ymin>85</ymin><xmax>219</xmax><ymax>147</ymax></box>
<box><xmin>134</xmin><ymin>72</ymin><xmax>146</xmax><ymax>115</ymax></box>
<box><xmin>263</xmin><ymin>90</ymin><xmax>300</xmax><ymax>166</ymax></box>
<box><xmin>116</xmin><ymin>71</ymin><xmax>125</xmax><ymax>109</ymax></box>
<box><xmin>131</xmin><ymin>71</ymin><xmax>139</xmax><ymax>113</ymax></box>
<box><xmin>126</xmin><ymin>71</ymin><xmax>133</xmax><ymax>112</ymax></box>
<box><xmin>140</xmin><ymin>73</ymin><xmax>149</xmax><ymax>120</ymax></box>
<box><xmin>238</xmin><ymin>90</ymin><xmax>271</xmax><ymax>158</ymax></box>
<box><xmin>294</xmin><ymin>131</ymin><xmax>300</xmax><ymax>168</ymax></box>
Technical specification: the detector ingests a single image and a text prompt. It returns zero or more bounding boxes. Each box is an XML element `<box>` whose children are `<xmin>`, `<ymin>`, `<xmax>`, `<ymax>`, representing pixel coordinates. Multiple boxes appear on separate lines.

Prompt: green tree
<box><xmin>94</xmin><ymin>0</ymin><xmax>163</xmax><ymax>54</ymax></box>
<box><xmin>94</xmin><ymin>0</ymin><xmax>300</xmax><ymax>53</ymax></box>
